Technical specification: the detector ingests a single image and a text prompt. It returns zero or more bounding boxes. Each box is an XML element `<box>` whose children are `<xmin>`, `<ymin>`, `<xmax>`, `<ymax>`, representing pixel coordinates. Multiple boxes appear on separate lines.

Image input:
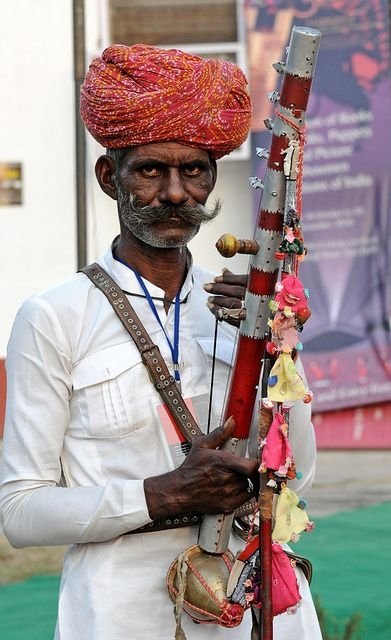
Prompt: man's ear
<box><xmin>210</xmin><ymin>159</ymin><xmax>217</xmax><ymax>189</ymax></box>
<box><xmin>95</xmin><ymin>155</ymin><xmax>118</xmax><ymax>200</ymax></box>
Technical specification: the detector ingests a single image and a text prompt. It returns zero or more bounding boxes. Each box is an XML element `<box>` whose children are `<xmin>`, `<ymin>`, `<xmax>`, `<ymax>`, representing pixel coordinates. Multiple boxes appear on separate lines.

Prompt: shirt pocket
<box><xmin>72</xmin><ymin>342</ymin><xmax>145</xmax><ymax>439</ymax></box>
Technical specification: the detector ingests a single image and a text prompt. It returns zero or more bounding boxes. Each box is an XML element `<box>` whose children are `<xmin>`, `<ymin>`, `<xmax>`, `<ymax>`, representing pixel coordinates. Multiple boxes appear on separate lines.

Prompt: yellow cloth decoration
<box><xmin>272</xmin><ymin>485</ymin><xmax>310</xmax><ymax>544</ymax></box>
<box><xmin>268</xmin><ymin>353</ymin><xmax>306</xmax><ymax>402</ymax></box>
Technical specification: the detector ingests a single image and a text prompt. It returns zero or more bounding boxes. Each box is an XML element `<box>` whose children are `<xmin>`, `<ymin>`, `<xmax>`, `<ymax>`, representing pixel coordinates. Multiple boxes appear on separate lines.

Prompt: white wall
<box><xmin>189</xmin><ymin>159</ymin><xmax>255</xmax><ymax>275</ymax></box>
<box><xmin>0</xmin><ymin>0</ymin><xmax>76</xmax><ymax>356</ymax></box>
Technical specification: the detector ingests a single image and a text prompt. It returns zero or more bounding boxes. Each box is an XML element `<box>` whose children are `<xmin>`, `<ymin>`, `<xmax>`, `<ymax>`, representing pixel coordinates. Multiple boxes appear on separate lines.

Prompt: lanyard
<box><xmin>114</xmin><ymin>254</ymin><xmax>182</xmax><ymax>383</ymax></box>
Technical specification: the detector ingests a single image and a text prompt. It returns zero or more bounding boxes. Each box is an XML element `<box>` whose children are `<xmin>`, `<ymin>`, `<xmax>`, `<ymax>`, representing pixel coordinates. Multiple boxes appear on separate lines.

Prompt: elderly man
<box><xmin>0</xmin><ymin>45</ymin><xmax>321</xmax><ymax>639</ymax></box>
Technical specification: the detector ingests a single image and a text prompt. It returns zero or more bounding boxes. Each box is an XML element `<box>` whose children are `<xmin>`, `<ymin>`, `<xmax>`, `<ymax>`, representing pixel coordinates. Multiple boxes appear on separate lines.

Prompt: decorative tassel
<box><xmin>174</xmin><ymin>552</ymin><xmax>189</xmax><ymax>640</ymax></box>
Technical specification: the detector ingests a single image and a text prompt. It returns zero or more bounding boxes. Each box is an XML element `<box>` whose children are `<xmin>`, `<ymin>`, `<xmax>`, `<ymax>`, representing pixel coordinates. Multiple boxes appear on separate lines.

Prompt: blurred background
<box><xmin>0</xmin><ymin>2</ymin><xmax>390</xmax><ymax>639</ymax></box>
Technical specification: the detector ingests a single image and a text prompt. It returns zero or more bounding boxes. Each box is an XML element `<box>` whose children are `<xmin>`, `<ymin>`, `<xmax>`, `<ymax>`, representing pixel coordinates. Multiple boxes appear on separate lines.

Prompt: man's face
<box><xmin>114</xmin><ymin>142</ymin><xmax>219</xmax><ymax>248</ymax></box>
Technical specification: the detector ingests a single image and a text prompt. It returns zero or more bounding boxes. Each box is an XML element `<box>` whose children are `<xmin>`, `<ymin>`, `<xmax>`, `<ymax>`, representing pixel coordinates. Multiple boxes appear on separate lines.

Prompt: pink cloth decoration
<box><xmin>261</xmin><ymin>413</ymin><xmax>293</xmax><ymax>475</ymax></box>
<box><xmin>275</xmin><ymin>274</ymin><xmax>308</xmax><ymax>314</ymax></box>
<box><xmin>261</xmin><ymin>412</ymin><xmax>293</xmax><ymax>475</ymax></box>
<box><xmin>272</xmin><ymin>543</ymin><xmax>301</xmax><ymax>615</ymax></box>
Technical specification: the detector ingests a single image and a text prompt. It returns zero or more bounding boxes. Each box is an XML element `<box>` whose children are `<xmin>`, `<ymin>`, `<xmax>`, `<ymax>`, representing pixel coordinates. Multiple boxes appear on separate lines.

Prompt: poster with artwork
<box><xmin>245</xmin><ymin>0</ymin><xmax>391</xmax><ymax>413</ymax></box>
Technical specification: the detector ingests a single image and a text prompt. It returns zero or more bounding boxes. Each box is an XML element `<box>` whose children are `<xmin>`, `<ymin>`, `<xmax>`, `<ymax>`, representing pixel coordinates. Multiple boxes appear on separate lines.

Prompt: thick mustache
<box><xmin>120</xmin><ymin>196</ymin><xmax>221</xmax><ymax>227</ymax></box>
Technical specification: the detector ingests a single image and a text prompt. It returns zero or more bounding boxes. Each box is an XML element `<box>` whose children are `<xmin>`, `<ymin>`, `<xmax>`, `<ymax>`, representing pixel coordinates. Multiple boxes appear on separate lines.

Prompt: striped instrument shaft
<box><xmin>198</xmin><ymin>25</ymin><xmax>321</xmax><ymax>578</ymax></box>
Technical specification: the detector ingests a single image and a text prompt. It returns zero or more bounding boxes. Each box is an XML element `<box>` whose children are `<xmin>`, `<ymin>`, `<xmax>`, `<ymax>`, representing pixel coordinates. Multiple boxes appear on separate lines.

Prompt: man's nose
<box><xmin>158</xmin><ymin>169</ymin><xmax>189</xmax><ymax>205</ymax></box>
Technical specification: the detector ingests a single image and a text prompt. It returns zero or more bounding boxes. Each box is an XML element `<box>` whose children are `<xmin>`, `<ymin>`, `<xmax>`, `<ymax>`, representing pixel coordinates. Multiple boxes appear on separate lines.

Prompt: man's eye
<box><xmin>183</xmin><ymin>165</ymin><xmax>202</xmax><ymax>176</ymax></box>
<box><xmin>141</xmin><ymin>166</ymin><xmax>162</xmax><ymax>177</ymax></box>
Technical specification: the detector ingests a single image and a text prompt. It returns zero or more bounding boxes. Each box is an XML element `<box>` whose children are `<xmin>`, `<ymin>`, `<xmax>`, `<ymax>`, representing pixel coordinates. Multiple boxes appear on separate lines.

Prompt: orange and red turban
<box><xmin>80</xmin><ymin>44</ymin><xmax>252</xmax><ymax>159</ymax></box>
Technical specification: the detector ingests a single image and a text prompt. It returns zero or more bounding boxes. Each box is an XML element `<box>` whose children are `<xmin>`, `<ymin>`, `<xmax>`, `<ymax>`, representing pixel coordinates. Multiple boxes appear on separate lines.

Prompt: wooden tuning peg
<box><xmin>215</xmin><ymin>233</ymin><xmax>259</xmax><ymax>258</ymax></box>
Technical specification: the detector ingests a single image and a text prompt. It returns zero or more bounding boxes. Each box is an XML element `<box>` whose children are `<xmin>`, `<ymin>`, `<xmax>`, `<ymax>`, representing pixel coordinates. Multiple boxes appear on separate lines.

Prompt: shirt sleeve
<box><xmin>248</xmin><ymin>357</ymin><xmax>317</xmax><ymax>498</ymax></box>
<box><xmin>287</xmin><ymin>357</ymin><xmax>317</xmax><ymax>496</ymax></box>
<box><xmin>0</xmin><ymin>297</ymin><xmax>151</xmax><ymax>548</ymax></box>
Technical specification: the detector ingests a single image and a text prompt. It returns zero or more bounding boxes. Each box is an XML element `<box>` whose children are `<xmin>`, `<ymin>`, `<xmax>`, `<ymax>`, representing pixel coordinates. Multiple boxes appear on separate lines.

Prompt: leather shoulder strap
<box><xmin>80</xmin><ymin>263</ymin><xmax>203</xmax><ymax>441</ymax></box>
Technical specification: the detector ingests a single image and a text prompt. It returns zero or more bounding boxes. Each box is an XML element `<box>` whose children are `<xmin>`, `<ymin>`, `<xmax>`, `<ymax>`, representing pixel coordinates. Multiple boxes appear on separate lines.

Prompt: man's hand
<box><xmin>203</xmin><ymin>269</ymin><xmax>248</xmax><ymax>327</ymax></box>
<box><xmin>144</xmin><ymin>417</ymin><xmax>258</xmax><ymax>520</ymax></box>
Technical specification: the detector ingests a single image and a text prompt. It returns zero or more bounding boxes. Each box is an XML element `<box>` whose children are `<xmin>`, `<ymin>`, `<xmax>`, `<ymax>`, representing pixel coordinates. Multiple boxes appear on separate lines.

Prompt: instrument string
<box><xmin>206</xmin><ymin>315</ymin><xmax>219</xmax><ymax>434</ymax></box>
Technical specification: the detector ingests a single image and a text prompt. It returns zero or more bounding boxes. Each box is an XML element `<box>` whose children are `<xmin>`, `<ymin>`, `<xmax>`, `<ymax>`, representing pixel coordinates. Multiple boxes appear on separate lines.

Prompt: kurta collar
<box><xmin>98</xmin><ymin>237</ymin><xmax>194</xmax><ymax>303</ymax></box>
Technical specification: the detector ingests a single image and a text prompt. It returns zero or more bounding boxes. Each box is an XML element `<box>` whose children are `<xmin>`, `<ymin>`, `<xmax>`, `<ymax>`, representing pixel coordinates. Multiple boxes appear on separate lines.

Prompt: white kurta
<box><xmin>0</xmin><ymin>245</ymin><xmax>322</xmax><ymax>640</ymax></box>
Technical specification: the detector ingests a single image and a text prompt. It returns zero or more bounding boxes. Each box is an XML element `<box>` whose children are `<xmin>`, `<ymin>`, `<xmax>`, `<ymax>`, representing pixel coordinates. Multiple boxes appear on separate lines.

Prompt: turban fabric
<box><xmin>80</xmin><ymin>44</ymin><xmax>252</xmax><ymax>159</ymax></box>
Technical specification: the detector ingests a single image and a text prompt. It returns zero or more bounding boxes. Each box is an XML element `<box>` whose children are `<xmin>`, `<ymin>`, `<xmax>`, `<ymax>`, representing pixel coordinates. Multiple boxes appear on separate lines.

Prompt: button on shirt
<box><xmin>0</xmin><ymin>245</ymin><xmax>320</xmax><ymax>640</ymax></box>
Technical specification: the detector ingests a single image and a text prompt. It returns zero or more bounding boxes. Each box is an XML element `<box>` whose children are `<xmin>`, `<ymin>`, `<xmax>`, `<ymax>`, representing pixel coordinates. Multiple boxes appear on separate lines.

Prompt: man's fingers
<box><xmin>194</xmin><ymin>418</ymin><xmax>259</xmax><ymax>479</ymax></box>
<box><xmin>224</xmin><ymin>453</ymin><xmax>259</xmax><ymax>479</ymax></box>
<box><xmin>206</xmin><ymin>295</ymin><xmax>243</xmax><ymax>310</ymax></box>
<box><xmin>195</xmin><ymin>416</ymin><xmax>236</xmax><ymax>450</ymax></box>
<box><xmin>215</xmin><ymin>269</ymin><xmax>248</xmax><ymax>286</ymax></box>
<box><xmin>203</xmin><ymin>270</ymin><xmax>247</xmax><ymax>298</ymax></box>
<box><xmin>204</xmin><ymin>270</ymin><xmax>248</xmax><ymax>326</ymax></box>
<box><xmin>204</xmin><ymin>282</ymin><xmax>246</xmax><ymax>300</ymax></box>
<box><xmin>206</xmin><ymin>296</ymin><xmax>244</xmax><ymax>327</ymax></box>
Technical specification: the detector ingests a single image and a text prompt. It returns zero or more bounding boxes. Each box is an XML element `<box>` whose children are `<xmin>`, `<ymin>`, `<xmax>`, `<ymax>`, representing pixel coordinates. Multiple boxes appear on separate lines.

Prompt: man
<box><xmin>0</xmin><ymin>44</ymin><xmax>321</xmax><ymax>639</ymax></box>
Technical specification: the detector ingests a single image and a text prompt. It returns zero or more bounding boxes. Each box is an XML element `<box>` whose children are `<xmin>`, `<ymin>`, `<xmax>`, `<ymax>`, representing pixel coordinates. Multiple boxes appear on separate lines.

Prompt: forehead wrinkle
<box><xmin>122</xmin><ymin>142</ymin><xmax>211</xmax><ymax>167</ymax></box>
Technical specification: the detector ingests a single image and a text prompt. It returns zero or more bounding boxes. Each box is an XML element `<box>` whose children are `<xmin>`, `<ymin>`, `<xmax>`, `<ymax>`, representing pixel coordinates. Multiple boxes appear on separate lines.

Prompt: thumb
<box><xmin>214</xmin><ymin>268</ymin><xmax>234</xmax><ymax>283</ymax></box>
<box><xmin>197</xmin><ymin>416</ymin><xmax>236</xmax><ymax>449</ymax></box>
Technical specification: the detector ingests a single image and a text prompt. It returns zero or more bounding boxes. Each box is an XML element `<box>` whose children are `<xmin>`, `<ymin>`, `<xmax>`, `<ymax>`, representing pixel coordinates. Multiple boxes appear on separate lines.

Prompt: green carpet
<box><xmin>0</xmin><ymin>575</ymin><xmax>59</xmax><ymax>639</ymax></box>
<box><xmin>296</xmin><ymin>501</ymin><xmax>391</xmax><ymax>640</ymax></box>
<box><xmin>0</xmin><ymin>503</ymin><xmax>389</xmax><ymax>639</ymax></box>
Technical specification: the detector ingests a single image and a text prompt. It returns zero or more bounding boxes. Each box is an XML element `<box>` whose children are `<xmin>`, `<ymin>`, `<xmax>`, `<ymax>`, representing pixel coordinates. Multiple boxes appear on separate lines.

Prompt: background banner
<box><xmin>245</xmin><ymin>0</ymin><xmax>391</xmax><ymax>413</ymax></box>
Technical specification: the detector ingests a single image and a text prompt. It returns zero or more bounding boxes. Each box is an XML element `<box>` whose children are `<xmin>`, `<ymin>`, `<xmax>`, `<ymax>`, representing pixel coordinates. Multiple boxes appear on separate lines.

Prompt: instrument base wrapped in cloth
<box><xmin>167</xmin><ymin>544</ymin><xmax>245</xmax><ymax>634</ymax></box>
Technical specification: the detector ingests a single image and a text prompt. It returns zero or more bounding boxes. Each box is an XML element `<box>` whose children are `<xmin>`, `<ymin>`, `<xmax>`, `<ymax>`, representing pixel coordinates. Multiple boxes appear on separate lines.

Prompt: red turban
<box><xmin>80</xmin><ymin>44</ymin><xmax>252</xmax><ymax>159</ymax></box>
